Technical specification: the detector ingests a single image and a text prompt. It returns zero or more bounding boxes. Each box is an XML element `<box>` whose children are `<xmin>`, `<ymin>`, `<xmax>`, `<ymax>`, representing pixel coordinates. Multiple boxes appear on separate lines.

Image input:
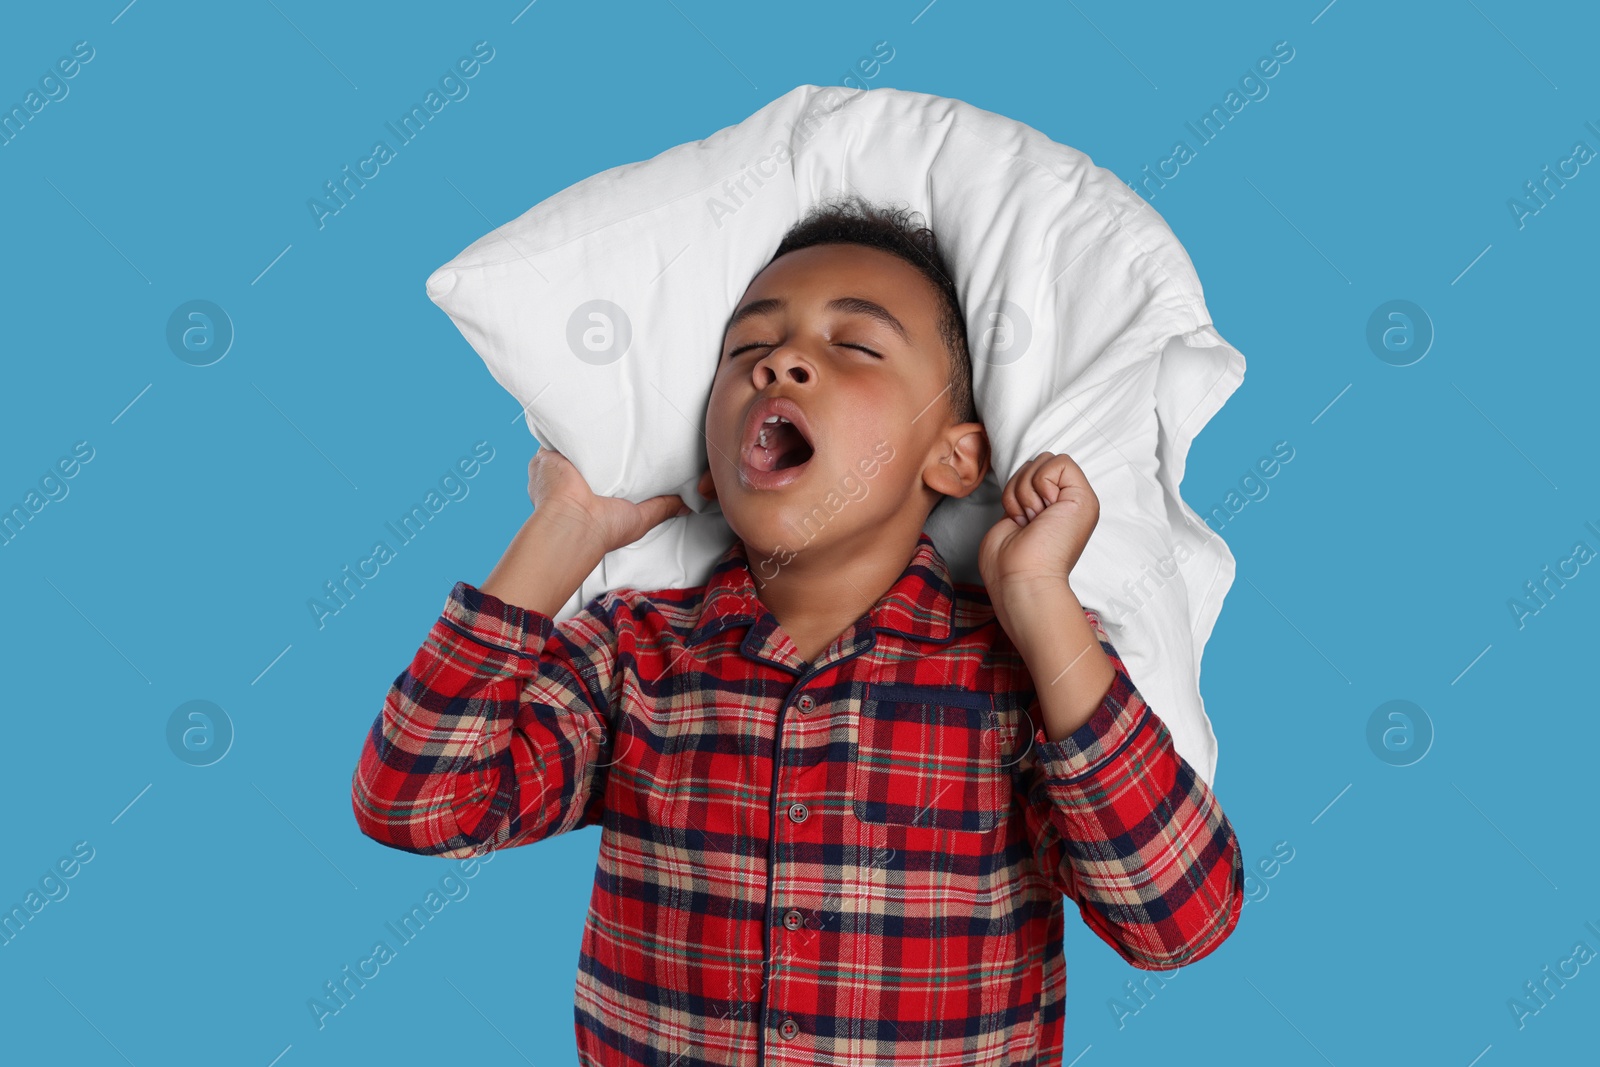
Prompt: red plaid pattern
<box><xmin>352</xmin><ymin>531</ymin><xmax>1244</xmax><ymax>1065</ymax></box>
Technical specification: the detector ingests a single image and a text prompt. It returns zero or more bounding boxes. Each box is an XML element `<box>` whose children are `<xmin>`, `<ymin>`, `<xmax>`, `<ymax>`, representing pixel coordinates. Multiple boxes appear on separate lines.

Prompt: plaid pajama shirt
<box><xmin>352</xmin><ymin>530</ymin><xmax>1244</xmax><ymax>1065</ymax></box>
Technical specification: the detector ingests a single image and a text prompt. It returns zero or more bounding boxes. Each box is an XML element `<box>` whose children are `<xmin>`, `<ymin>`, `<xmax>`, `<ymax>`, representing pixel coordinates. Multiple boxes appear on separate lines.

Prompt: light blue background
<box><xmin>2</xmin><ymin>2</ymin><xmax>1595</xmax><ymax>1064</ymax></box>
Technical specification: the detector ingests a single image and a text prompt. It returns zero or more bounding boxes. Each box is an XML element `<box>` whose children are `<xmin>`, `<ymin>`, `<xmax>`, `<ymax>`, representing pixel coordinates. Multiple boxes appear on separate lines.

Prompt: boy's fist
<box><xmin>978</xmin><ymin>450</ymin><xmax>1099</xmax><ymax>593</ymax></box>
<box><xmin>526</xmin><ymin>447</ymin><xmax>689</xmax><ymax>553</ymax></box>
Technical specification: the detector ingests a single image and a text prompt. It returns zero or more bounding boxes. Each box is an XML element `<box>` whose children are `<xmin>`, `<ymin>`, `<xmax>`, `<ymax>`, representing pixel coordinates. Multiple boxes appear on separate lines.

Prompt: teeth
<box><xmin>757</xmin><ymin>413</ymin><xmax>791</xmax><ymax>450</ymax></box>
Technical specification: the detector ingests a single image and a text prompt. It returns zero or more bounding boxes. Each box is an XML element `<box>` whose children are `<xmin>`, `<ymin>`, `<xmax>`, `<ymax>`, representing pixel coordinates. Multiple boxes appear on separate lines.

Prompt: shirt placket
<box><xmin>747</xmin><ymin>616</ymin><xmax>877</xmax><ymax>1065</ymax></box>
<box><xmin>755</xmin><ymin>678</ymin><xmax>814</xmax><ymax>1062</ymax></box>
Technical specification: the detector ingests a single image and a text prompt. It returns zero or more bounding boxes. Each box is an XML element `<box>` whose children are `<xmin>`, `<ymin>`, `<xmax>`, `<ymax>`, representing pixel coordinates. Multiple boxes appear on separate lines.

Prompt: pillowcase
<box><xmin>425</xmin><ymin>85</ymin><xmax>1245</xmax><ymax>787</ymax></box>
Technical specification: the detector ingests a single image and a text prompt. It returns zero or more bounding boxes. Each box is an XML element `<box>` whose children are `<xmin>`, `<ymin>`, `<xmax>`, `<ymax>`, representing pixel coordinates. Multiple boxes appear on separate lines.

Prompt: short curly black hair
<box><xmin>764</xmin><ymin>193</ymin><xmax>977</xmax><ymax>426</ymax></box>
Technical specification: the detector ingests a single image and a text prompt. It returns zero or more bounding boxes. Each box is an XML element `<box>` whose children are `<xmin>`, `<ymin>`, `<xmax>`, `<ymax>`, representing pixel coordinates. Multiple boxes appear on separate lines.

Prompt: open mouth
<box><xmin>749</xmin><ymin>414</ymin><xmax>815</xmax><ymax>472</ymax></box>
<box><xmin>739</xmin><ymin>397</ymin><xmax>818</xmax><ymax>486</ymax></box>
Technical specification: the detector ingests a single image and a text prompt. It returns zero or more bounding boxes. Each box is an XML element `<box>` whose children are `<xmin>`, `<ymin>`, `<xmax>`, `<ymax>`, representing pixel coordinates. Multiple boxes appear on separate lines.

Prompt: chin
<box><xmin>715</xmin><ymin>441</ymin><xmax>899</xmax><ymax>564</ymax></box>
<box><xmin>723</xmin><ymin>507</ymin><xmax>804</xmax><ymax>556</ymax></box>
<box><xmin>726</xmin><ymin>492</ymin><xmax>880</xmax><ymax>572</ymax></box>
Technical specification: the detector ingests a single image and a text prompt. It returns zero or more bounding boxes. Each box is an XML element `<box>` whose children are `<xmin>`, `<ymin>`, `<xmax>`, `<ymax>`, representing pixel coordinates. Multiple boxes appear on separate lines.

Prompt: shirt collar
<box><xmin>685</xmin><ymin>530</ymin><xmax>957</xmax><ymax>652</ymax></box>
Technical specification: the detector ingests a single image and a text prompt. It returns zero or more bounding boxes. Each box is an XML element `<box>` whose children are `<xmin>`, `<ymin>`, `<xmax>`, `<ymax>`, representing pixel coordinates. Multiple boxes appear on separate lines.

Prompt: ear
<box><xmin>696</xmin><ymin>467</ymin><xmax>718</xmax><ymax>502</ymax></box>
<box><xmin>921</xmin><ymin>422</ymin><xmax>989</xmax><ymax>500</ymax></box>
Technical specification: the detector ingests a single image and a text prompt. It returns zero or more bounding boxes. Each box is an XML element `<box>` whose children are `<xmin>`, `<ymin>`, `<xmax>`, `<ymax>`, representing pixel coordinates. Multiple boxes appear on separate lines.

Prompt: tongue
<box><xmin>752</xmin><ymin>420</ymin><xmax>813</xmax><ymax>472</ymax></box>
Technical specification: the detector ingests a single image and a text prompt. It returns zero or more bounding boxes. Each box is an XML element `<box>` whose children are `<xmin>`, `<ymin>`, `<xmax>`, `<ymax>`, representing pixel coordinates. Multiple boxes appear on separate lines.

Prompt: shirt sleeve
<box><xmin>1015</xmin><ymin>612</ymin><xmax>1245</xmax><ymax>970</ymax></box>
<box><xmin>350</xmin><ymin>580</ymin><xmax>623</xmax><ymax>859</ymax></box>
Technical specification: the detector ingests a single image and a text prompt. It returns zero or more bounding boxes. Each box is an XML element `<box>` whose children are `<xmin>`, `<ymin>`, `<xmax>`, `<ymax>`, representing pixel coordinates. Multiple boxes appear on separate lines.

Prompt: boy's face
<box><xmin>698</xmin><ymin>241</ymin><xmax>989</xmax><ymax>561</ymax></box>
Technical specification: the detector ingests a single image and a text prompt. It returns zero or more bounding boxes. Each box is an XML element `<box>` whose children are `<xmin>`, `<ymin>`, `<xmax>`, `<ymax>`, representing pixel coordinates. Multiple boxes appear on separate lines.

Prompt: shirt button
<box><xmin>795</xmin><ymin>694</ymin><xmax>815</xmax><ymax>712</ymax></box>
<box><xmin>787</xmin><ymin>802</ymin><xmax>808</xmax><ymax>823</ymax></box>
<box><xmin>779</xmin><ymin>1017</ymin><xmax>799</xmax><ymax>1040</ymax></box>
<box><xmin>782</xmin><ymin>909</ymin><xmax>804</xmax><ymax>931</ymax></box>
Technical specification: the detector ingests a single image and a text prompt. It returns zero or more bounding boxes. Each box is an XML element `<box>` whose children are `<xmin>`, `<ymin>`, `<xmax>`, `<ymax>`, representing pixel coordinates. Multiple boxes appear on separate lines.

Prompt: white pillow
<box><xmin>426</xmin><ymin>85</ymin><xmax>1245</xmax><ymax>787</ymax></box>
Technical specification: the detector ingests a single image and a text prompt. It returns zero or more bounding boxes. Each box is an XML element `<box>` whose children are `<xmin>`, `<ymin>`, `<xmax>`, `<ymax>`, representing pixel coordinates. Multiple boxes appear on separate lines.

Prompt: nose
<box><xmin>751</xmin><ymin>344</ymin><xmax>813</xmax><ymax>387</ymax></box>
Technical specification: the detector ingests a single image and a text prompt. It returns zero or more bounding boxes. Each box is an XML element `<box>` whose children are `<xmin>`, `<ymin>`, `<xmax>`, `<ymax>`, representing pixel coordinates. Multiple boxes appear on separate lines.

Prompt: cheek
<box><xmin>706</xmin><ymin>387</ymin><xmax>742</xmax><ymax>460</ymax></box>
<box><xmin>833</xmin><ymin>380</ymin><xmax>904</xmax><ymax>446</ymax></box>
<box><xmin>703</xmin><ymin>375</ymin><xmax>727</xmax><ymax>426</ymax></box>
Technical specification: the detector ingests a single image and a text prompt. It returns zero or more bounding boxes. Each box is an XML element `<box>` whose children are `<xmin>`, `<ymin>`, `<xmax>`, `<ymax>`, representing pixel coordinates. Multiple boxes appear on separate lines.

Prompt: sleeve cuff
<box><xmin>439</xmin><ymin>580</ymin><xmax>556</xmax><ymax>660</ymax></box>
<box><xmin>1030</xmin><ymin>656</ymin><xmax>1150</xmax><ymax>784</ymax></box>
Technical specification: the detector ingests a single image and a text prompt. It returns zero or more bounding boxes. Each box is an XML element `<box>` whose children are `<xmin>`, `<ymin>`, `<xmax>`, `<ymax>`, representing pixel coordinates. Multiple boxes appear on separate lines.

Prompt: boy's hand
<box><xmin>527</xmin><ymin>447</ymin><xmax>689</xmax><ymax>553</ymax></box>
<box><xmin>977</xmin><ymin>450</ymin><xmax>1099</xmax><ymax>597</ymax></box>
<box><xmin>979</xmin><ymin>451</ymin><xmax>1116</xmax><ymax>738</ymax></box>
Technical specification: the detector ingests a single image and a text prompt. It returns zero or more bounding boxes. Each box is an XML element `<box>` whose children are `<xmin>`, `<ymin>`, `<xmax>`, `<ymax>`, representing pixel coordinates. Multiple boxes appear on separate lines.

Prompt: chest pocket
<box><xmin>850</xmin><ymin>683</ymin><xmax>1013</xmax><ymax>833</ymax></box>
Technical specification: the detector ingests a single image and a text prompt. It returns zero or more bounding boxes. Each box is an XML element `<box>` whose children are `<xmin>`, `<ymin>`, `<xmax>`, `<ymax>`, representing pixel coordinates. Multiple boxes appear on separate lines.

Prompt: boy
<box><xmin>352</xmin><ymin>195</ymin><xmax>1244</xmax><ymax>1065</ymax></box>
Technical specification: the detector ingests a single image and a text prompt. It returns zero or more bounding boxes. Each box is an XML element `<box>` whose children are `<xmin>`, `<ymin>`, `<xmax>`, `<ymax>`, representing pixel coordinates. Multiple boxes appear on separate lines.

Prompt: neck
<box><xmin>746</xmin><ymin>524</ymin><xmax>923</xmax><ymax>664</ymax></box>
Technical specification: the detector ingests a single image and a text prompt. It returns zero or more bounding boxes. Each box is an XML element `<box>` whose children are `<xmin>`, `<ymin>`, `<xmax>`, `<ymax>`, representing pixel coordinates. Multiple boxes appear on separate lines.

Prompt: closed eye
<box><xmin>725</xmin><ymin>342</ymin><xmax>883</xmax><ymax>359</ymax></box>
<box><xmin>839</xmin><ymin>343</ymin><xmax>883</xmax><ymax>358</ymax></box>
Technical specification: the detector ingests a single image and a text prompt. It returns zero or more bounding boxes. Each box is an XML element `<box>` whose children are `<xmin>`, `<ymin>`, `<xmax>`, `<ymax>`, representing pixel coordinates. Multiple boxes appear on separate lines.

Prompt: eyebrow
<box><xmin>723</xmin><ymin>296</ymin><xmax>912</xmax><ymax>346</ymax></box>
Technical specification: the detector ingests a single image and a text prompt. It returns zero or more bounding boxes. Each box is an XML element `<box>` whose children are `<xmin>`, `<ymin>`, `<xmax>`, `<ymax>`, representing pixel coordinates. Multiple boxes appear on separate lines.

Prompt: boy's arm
<box><xmin>1007</xmin><ymin>600</ymin><xmax>1245</xmax><ymax>970</ymax></box>
<box><xmin>350</xmin><ymin>509</ymin><xmax>621</xmax><ymax>857</ymax></box>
